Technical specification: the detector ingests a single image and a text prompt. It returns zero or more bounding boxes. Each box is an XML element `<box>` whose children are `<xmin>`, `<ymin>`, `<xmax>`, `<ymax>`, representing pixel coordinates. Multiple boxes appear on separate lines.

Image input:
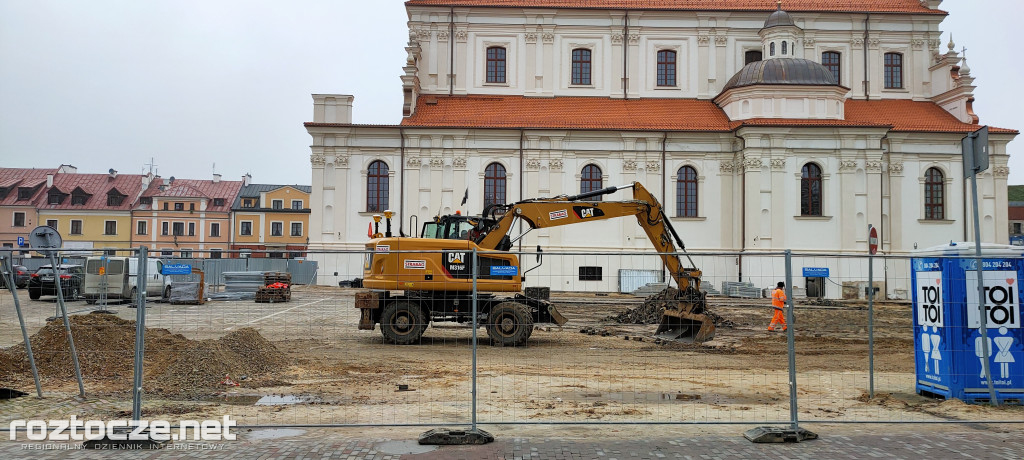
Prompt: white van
<box><xmin>83</xmin><ymin>256</ymin><xmax>168</xmax><ymax>303</ymax></box>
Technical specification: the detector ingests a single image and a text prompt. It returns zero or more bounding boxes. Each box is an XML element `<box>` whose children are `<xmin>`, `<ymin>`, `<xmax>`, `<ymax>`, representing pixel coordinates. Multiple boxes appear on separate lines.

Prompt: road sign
<box><xmin>962</xmin><ymin>126</ymin><xmax>990</xmax><ymax>179</ymax></box>
<box><xmin>869</xmin><ymin>226</ymin><xmax>879</xmax><ymax>255</ymax></box>
<box><xmin>16</xmin><ymin>236</ymin><xmax>24</xmax><ymax>246</ymax></box>
<box><xmin>802</xmin><ymin>267</ymin><xmax>829</xmax><ymax>278</ymax></box>
<box><xmin>162</xmin><ymin>264</ymin><xmax>192</xmax><ymax>275</ymax></box>
<box><xmin>28</xmin><ymin>226</ymin><xmax>62</xmax><ymax>254</ymax></box>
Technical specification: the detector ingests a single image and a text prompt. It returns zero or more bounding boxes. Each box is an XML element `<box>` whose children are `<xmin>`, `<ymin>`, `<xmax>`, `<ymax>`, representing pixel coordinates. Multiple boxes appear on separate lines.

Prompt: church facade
<box><xmin>306</xmin><ymin>0</ymin><xmax>1017</xmax><ymax>295</ymax></box>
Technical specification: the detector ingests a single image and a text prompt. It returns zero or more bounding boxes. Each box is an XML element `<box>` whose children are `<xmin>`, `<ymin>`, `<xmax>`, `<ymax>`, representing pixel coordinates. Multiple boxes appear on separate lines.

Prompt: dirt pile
<box><xmin>0</xmin><ymin>313</ymin><xmax>287</xmax><ymax>396</ymax></box>
<box><xmin>607</xmin><ymin>287</ymin><xmax>732</xmax><ymax>328</ymax></box>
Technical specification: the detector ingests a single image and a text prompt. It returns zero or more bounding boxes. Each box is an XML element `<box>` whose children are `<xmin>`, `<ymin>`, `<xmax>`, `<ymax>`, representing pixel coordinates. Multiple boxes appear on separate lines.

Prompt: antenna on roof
<box><xmin>145</xmin><ymin>157</ymin><xmax>158</xmax><ymax>175</ymax></box>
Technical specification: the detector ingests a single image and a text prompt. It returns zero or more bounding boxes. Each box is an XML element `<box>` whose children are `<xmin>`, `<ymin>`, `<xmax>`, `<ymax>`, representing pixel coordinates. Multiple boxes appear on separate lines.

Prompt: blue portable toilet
<box><xmin>912</xmin><ymin>242</ymin><xmax>1024</xmax><ymax>404</ymax></box>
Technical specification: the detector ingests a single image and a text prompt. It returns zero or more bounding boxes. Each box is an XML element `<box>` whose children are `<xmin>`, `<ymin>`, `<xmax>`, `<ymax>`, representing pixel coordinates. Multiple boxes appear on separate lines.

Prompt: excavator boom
<box><xmin>474</xmin><ymin>182</ymin><xmax>716</xmax><ymax>342</ymax></box>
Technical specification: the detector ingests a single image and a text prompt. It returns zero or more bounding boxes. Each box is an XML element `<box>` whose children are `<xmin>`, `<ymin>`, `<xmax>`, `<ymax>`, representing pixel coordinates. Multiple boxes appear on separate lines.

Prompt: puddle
<box><xmin>0</xmin><ymin>388</ymin><xmax>29</xmax><ymax>400</ymax></box>
<box><xmin>254</xmin><ymin>395</ymin><xmax>320</xmax><ymax>406</ymax></box>
<box><xmin>247</xmin><ymin>428</ymin><xmax>307</xmax><ymax>440</ymax></box>
<box><xmin>562</xmin><ymin>391</ymin><xmax>769</xmax><ymax>405</ymax></box>
<box><xmin>375</xmin><ymin>440</ymin><xmax>437</xmax><ymax>455</ymax></box>
<box><xmin>202</xmin><ymin>394</ymin><xmax>320</xmax><ymax>406</ymax></box>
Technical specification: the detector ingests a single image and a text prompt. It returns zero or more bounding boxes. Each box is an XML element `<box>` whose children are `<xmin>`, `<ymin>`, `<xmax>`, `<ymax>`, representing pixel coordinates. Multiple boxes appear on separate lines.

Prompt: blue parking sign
<box><xmin>17</xmin><ymin>236</ymin><xmax>24</xmax><ymax>246</ymax></box>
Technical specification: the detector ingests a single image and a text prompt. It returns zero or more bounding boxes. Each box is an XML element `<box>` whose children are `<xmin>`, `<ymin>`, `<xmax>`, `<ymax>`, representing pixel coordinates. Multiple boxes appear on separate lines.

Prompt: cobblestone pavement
<box><xmin>2</xmin><ymin>425</ymin><xmax>1023</xmax><ymax>459</ymax></box>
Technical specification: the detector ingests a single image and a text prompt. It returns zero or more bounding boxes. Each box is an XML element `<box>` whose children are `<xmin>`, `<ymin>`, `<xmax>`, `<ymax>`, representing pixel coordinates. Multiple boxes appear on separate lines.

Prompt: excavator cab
<box><xmin>420</xmin><ymin>213</ymin><xmax>496</xmax><ymax>241</ymax></box>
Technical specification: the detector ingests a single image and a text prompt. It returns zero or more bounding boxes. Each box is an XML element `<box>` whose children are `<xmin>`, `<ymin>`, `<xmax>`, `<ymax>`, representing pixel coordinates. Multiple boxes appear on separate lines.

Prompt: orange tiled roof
<box><xmin>404</xmin><ymin>0</ymin><xmax>944</xmax><ymax>14</ymax></box>
<box><xmin>844</xmin><ymin>100</ymin><xmax>1017</xmax><ymax>134</ymax></box>
<box><xmin>384</xmin><ymin>95</ymin><xmax>1018</xmax><ymax>135</ymax></box>
<box><xmin>400</xmin><ymin>96</ymin><xmax>734</xmax><ymax>131</ymax></box>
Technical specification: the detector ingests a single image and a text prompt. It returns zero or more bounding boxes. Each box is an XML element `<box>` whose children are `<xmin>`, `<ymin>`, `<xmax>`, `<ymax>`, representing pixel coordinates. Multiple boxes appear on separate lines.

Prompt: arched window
<box><xmin>580</xmin><ymin>164</ymin><xmax>603</xmax><ymax>201</ymax></box>
<box><xmin>676</xmin><ymin>166</ymin><xmax>698</xmax><ymax>217</ymax></box>
<box><xmin>800</xmin><ymin>163</ymin><xmax>822</xmax><ymax>216</ymax></box>
<box><xmin>571</xmin><ymin>48</ymin><xmax>592</xmax><ymax>85</ymax></box>
<box><xmin>884</xmin><ymin>52</ymin><xmax>903</xmax><ymax>89</ymax></box>
<box><xmin>822</xmin><ymin>51</ymin><xmax>841</xmax><ymax>84</ymax></box>
<box><xmin>486</xmin><ymin>46</ymin><xmax>506</xmax><ymax>83</ymax></box>
<box><xmin>924</xmin><ymin>167</ymin><xmax>944</xmax><ymax>220</ymax></box>
<box><xmin>745</xmin><ymin>50</ymin><xmax>763</xmax><ymax>65</ymax></box>
<box><xmin>770</xmin><ymin>42</ymin><xmax>776</xmax><ymax>57</ymax></box>
<box><xmin>781</xmin><ymin>41</ymin><xmax>787</xmax><ymax>55</ymax></box>
<box><xmin>367</xmin><ymin>160</ymin><xmax>389</xmax><ymax>212</ymax></box>
<box><xmin>656</xmin><ymin>50</ymin><xmax>676</xmax><ymax>87</ymax></box>
<box><xmin>483</xmin><ymin>162</ymin><xmax>506</xmax><ymax>208</ymax></box>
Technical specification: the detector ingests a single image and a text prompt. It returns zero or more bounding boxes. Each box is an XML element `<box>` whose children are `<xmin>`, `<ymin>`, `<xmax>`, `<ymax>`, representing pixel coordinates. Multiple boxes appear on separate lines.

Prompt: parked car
<box><xmin>28</xmin><ymin>264</ymin><xmax>84</xmax><ymax>300</ymax></box>
<box><xmin>0</xmin><ymin>264</ymin><xmax>31</xmax><ymax>289</ymax></box>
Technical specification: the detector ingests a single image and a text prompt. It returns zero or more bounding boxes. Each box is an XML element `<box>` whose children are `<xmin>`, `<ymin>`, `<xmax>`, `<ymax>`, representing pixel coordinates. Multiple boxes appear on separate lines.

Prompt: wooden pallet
<box><xmin>254</xmin><ymin>287</ymin><xmax>291</xmax><ymax>303</ymax></box>
<box><xmin>263</xmin><ymin>272</ymin><xmax>292</xmax><ymax>285</ymax></box>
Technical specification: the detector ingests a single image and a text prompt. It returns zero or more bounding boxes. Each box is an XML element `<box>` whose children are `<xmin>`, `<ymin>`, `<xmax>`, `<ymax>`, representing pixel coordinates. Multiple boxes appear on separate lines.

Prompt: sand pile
<box><xmin>0</xmin><ymin>313</ymin><xmax>286</xmax><ymax>396</ymax></box>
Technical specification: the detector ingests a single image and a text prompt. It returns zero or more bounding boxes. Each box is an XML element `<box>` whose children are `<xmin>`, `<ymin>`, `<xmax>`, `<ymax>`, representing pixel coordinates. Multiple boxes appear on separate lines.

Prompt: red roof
<box><xmin>0</xmin><ymin>168</ymin><xmax>60</xmax><ymax>206</ymax></box>
<box><xmin>844</xmin><ymin>100</ymin><xmax>1017</xmax><ymax>134</ymax></box>
<box><xmin>380</xmin><ymin>95</ymin><xmax>1018</xmax><ymax>135</ymax></box>
<box><xmin>38</xmin><ymin>173</ymin><xmax>147</xmax><ymax>211</ymax></box>
<box><xmin>142</xmin><ymin>178</ymin><xmax>243</xmax><ymax>213</ymax></box>
<box><xmin>400</xmin><ymin>96</ymin><xmax>733</xmax><ymax>131</ymax></box>
<box><xmin>405</xmin><ymin>0</ymin><xmax>944</xmax><ymax>14</ymax></box>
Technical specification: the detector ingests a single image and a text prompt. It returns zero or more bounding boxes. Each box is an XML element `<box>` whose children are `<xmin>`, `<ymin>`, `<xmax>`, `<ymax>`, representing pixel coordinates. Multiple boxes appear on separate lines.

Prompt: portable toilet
<box><xmin>912</xmin><ymin>242</ymin><xmax>1024</xmax><ymax>404</ymax></box>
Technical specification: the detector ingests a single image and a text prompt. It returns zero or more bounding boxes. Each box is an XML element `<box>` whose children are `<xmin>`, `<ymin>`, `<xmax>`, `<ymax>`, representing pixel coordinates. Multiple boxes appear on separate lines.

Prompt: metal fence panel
<box><xmin>2</xmin><ymin>247</ymin><xmax>1024</xmax><ymax>433</ymax></box>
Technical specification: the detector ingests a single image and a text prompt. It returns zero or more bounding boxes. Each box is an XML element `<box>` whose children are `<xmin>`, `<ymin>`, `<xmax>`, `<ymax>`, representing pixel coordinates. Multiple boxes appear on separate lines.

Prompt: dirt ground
<box><xmin>1</xmin><ymin>286</ymin><xmax>1021</xmax><ymax>435</ymax></box>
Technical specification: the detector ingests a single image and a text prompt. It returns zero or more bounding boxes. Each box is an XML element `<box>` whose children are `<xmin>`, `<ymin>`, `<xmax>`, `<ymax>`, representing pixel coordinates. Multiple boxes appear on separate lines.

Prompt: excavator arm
<box><xmin>475</xmin><ymin>182</ymin><xmax>715</xmax><ymax>342</ymax></box>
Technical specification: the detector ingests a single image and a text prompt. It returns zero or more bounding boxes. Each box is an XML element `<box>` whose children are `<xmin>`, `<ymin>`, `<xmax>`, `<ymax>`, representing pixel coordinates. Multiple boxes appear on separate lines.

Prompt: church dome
<box><xmin>763</xmin><ymin>9</ymin><xmax>796</xmax><ymax>28</ymax></box>
<box><xmin>722</xmin><ymin>58</ymin><xmax>839</xmax><ymax>92</ymax></box>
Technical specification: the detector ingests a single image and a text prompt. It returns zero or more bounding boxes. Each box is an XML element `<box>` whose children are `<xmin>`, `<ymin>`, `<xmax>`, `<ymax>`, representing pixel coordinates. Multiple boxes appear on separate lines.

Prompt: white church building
<box><xmin>306</xmin><ymin>0</ymin><xmax>1017</xmax><ymax>297</ymax></box>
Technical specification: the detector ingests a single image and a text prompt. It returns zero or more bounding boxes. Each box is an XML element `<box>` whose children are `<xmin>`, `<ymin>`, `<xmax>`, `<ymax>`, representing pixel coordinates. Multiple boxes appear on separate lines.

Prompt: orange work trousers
<box><xmin>769</xmin><ymin>308</ymin><xmax>787</xmax><ymax>330</ymax></box>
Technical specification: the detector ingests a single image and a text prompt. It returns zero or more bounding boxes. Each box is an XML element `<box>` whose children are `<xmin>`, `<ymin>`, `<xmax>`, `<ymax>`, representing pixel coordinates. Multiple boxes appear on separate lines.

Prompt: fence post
<box><xmin>3</xmin><ymin>255</ymin><xmax>42</xmax><ymax>397</ymax></box>
<box><xmin>784</xmin><ymin>250</ymin><xmax>799</xmax><ymax>431</ymax></box>
<box><xmin>48</xmin><ymin>251</ymin><xmax>85</xmax><ymax>397</ymax></box>
<box><xmin>131</xmin><ymin>246</ymin><xmax>148</xmax><ymax>420</ymax></box>
<box><xmin>471</xmin><ymin>247</ymin><xmax>478</xmax><ymax>431</ymax></box>
<box><xmin>868</xmin><ymin>252</ymin><xmax>875</xmax><ymax>399</ymax></box>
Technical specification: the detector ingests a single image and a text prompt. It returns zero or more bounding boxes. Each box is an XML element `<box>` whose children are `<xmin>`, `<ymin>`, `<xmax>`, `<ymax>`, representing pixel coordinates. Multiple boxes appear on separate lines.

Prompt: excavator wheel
<box><xmin>486</xmin><ymin>302</ymin><xmax>533</xmax><ymax>347</ymax></box>
<box><xmin>380</xmin><ymin>300</ymin><xmax>427</xmax><ymax>345</ymax></box>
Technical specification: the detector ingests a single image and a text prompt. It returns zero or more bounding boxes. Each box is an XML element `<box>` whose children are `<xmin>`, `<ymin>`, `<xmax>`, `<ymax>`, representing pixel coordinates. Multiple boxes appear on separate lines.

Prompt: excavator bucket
<box><xmin>656</xmin><ymin>300</ymin><xmax>716</xmax><ymax>343</ymax></box>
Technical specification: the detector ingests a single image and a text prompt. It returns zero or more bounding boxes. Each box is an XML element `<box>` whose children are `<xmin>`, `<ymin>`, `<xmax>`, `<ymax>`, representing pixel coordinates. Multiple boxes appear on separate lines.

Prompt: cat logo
<box><xmin>573</xmin><ymin>206</ymin><xmax>605</xmax><ymax>220</ymax></box>
<box><xmin>447</xmin><ymin>252</ymin><xmax>465</xmax><ymax>265</ymax></box>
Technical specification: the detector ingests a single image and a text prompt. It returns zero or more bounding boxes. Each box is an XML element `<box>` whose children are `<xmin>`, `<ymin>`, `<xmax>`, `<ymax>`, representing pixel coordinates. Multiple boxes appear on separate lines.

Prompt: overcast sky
<box><xmin>1</xmin><ymin>1</ymin><xmax>1021</xmax><ymax>185</ymax></box>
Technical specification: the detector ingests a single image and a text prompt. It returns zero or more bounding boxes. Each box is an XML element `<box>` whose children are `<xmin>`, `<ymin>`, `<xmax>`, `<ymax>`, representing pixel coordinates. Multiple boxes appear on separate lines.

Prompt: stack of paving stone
<box><xmin>721</xmin><ymin>281</ymin><xmax>763</xmax><ymax>298</ymax></box>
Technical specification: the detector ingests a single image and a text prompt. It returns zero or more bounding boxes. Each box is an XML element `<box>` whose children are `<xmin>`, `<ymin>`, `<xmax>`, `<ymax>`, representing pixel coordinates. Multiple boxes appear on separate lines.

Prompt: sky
<box><xmin>1</xmin><ymin>0</ymin><xmax>1021</xmax><ymax>185</ymax></box>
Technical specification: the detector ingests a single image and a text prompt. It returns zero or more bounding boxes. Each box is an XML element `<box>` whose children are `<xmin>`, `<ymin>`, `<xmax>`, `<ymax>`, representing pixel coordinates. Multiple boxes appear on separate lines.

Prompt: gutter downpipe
<box><xmin>400</xmin><ymin>126</ymin><xmax>406</xmax><ymax>236</ymax></box>
<box><xmin>623</xmin><ymin>10</ymin><xmax>629</xmax><ymax>99</ymax></box>
<box><xmin>863</xmin><ymin>14</ymin><xmax>870</xmax><ymax>100</ymax></box>
<box><xmin>519</xmin><ymin>127</ymin><xmax>525</xmax><ymax>253</ymax></box>
<box><xmin>736</xmin><ymin>132</ymin><xmax>745</xmax><ymax>283</ymax></box>
<box><xmin>449</xmin><ymin>7</ymin><xmax>455</xmax><ymax>96</ymax></box>
<box><xmin>661</xmin><ymin>131</ymin><xmax>668</xmax><ymax>205</ymax></box>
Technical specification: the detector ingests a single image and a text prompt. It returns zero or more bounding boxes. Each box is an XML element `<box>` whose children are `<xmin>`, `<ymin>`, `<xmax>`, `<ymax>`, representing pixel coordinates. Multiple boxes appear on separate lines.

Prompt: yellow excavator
<box><xmin>355</xmin><ymin>182</ymin><xmax>716</xmax><ymax>346</ymax></box>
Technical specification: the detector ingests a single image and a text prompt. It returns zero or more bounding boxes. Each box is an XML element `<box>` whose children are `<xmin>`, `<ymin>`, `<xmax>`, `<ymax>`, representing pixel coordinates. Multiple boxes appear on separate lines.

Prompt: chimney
<box><xmin>313</xmin><ymin>94</ymin><xmax>354</xmax><ymax>124</ymax></box>
<box><xmin>108</xmin><ymin>168</ymin><xmax>118</xmax><ymax>179</ymax></box>
<box><xmin>142</xmin><ymin>172</ymin><xmax>153</xmax><ymax>189</ymax></box>
<box><xmin>46</xmin><ymin>174</ymin><xmax>54</xmax><ymax>188</ymax></box>
<box><xmin>242</xmin><ymin>173</ymin><xmax>252</xmax><ymax>186</ymax></box>
<box><xmin>213</xmin><ymin>173</ymin><xmax>222</xmax><ymax>183</ymax></box>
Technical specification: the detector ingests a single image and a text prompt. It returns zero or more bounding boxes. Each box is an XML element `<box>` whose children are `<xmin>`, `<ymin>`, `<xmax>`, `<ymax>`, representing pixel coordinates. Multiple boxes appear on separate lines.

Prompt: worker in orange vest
<box><xmin>768</xmin><ymin>281</ymin><xmax>787</xmax><ymax>332</ymax></box>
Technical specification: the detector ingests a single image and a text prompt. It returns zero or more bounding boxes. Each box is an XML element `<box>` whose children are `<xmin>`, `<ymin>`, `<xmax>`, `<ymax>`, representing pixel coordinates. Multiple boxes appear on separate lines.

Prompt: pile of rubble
<box><xmin>608</xmin><ymin>287</ymin><xmax>732</xmax><ymax>327</ymax></box>
<box><xmin>0</xmin><ymin>313</ymin><xmax>287</xmax><ymax>397</ymax></box>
